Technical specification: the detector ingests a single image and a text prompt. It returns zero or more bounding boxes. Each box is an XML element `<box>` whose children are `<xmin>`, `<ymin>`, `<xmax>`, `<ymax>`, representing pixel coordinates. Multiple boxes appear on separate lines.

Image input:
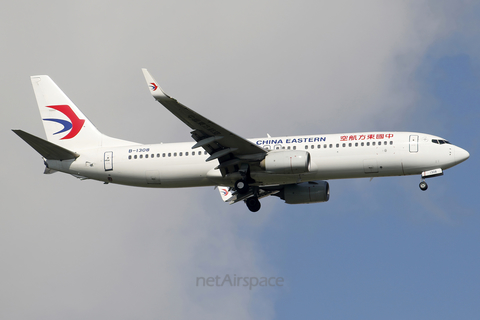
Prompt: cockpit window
<box><xmin>432</xmin><ymin>139</ymin><xmax>451</xmax><ymax>145</ymax></box>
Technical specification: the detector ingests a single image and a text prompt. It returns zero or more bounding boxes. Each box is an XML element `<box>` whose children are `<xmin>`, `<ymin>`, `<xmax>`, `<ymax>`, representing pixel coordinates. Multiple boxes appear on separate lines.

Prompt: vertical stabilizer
<box><xmin>31</xmin><ymin>75</ymin><xmax>103</xmax><ymax>150</ymax></box>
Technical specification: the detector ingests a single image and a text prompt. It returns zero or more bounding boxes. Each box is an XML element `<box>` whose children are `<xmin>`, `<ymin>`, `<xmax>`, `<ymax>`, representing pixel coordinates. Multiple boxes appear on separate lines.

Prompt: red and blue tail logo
<box><xmin>149</xmin><ymin>82</ymin><xmax>158</xmax><ymax>91</ymax></box>
<box><xmin>43</xmin><ymin>105</ymin><xmax>85</xmax><ymax>140</ymax></box>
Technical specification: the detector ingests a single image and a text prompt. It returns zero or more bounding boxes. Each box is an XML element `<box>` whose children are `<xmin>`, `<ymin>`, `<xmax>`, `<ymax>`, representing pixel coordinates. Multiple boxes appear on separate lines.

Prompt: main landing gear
<box><xmin>234</xmin><ymin>164</ymin><xmax>261</xmax><ymax>212</ymax></box>
<box><xmin>235</xmin><ymin>179</ymin><xmax>261</xmax><ymax>212</ymax></box>
<box><xmin>246</xmin><ymin>196</ymin><xmax>261</xmax><ymax>212</ymax></box>
<box><xmin>235</xmin><ymin>179</ymin><xmax>249</xmax><ymax>194</ymax></box>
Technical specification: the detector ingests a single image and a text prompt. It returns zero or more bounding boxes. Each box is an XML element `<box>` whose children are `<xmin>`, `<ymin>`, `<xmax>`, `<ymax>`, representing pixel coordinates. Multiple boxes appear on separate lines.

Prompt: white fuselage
<box><xmin>46</xmin><ymin>131</ymin><xmax>468</xmax><ymax>188</ymax></box>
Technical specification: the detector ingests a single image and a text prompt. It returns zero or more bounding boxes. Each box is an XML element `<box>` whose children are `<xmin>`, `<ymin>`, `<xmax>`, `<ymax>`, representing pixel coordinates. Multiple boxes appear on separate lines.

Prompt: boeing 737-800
<box><xmin>13</xmin><ymin>69</ymin><xmax>470</xmax><ymax>212</ymax></box>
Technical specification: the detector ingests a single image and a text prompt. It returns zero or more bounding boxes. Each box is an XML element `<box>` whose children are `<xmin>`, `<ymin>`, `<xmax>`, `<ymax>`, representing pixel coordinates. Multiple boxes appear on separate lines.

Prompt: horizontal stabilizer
<box><xmin>218</xmin><ymin>186</ymin><xmax>234</xmax><ymax>202</ymax></box>
<box><xmin>12</xmin><ymin>130</ymin><xmax>79</xmax><ymax>160</ymax></box>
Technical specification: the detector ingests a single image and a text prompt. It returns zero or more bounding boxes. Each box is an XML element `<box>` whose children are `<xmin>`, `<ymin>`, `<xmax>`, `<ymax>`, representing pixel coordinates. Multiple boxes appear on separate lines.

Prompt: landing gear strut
<box><xmin>235</xmin><ymin>164</ymin><xmax>252</xmax><ymax>194</ymax></box>
<box><xmin>419</xmin><ymin>180</ymin><xmax>428</xmax><ymax>191</ymax></box>
<box><xmin>246</xmin><ymin>197</ymin><xmax>261</xmax><ymax>212</ymax></box>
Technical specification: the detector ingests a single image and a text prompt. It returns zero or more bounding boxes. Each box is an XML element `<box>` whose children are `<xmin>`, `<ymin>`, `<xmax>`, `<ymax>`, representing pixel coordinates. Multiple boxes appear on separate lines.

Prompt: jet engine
<box><xmin>260</xmin><ymin>151</ymin><xmax>311</xmax><ymax>174</ymax></box>
<box><xmin>279</xmin><ymin>181</ymin><xmax>330</xmax><ymax>204</ymax></box>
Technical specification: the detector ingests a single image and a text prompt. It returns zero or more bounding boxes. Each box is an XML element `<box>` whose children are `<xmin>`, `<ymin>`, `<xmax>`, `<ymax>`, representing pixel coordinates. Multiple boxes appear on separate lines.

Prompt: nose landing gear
<box><xmin>419</xmin><ymin>168</ymin><xmax>443</xmax><ymax>191</ymax></box>
<box><xmin>419</xmin><ymin>180</ymin><xmax>428</xmax><ymax>191</ymax></box>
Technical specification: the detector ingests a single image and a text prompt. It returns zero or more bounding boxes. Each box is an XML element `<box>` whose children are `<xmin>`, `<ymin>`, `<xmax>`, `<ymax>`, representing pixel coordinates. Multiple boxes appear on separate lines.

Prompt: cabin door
<box><xmin>409</xmin><ymin>135</ymin><xmax>419</xmax><ymax>153</ymax></box>
<box><xmin>104</xmin><ymin>151</ymin><xmax>113</xmax><ymax>171</ymax></box>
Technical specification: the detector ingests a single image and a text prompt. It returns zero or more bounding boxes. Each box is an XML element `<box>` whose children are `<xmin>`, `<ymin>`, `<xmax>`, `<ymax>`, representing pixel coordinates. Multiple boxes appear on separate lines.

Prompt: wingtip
<box><xmin>141</xmin><ymin>68</ymin><xmax>168</xmax><ymax>100</ymax></box>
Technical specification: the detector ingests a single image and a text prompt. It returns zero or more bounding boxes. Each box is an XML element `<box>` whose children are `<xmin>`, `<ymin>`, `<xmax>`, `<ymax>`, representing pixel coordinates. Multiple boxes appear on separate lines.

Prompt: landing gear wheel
<box><xmin>235</xmin><ymin>179</ymin><xmax>249</xmax><ymax>194</ymax></box>
<box><xmin>419</xmin><ymin>181</ymin><xmax>428</xmax><ymax>191</ymax></box>
<box><xmin>246</xmin><ymin>197</ymin><xmax>261</xmax><ymax>212</ymax></box>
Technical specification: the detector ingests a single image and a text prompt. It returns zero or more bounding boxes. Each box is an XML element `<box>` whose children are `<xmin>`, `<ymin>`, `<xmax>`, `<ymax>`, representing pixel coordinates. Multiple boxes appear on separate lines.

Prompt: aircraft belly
<box><xmin>309</xmin><ymin>154</ymin><xmax>404</xmax><ymax>180</ymax></box>
<box><xmin>311</xmin><ymin>155</ymin><xmax>367</xmax><ymax>179</ymax></box>
<box><xmin>250</xmin><ymin>172</ymin><xmax>305</xmax><ymax>185</ymax></box>
<box><xmin>153</xmin><ymin>161</ymin><xmax>215</xmax><ymax>187</ymax></box>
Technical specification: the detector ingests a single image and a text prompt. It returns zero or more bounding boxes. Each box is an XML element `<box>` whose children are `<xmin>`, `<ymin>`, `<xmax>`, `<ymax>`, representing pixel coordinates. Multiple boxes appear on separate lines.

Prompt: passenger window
<box><xmin>204</xmin><ymin>151</ymin><xmax>207</xmax><ymax>155</ymax></box>
<box><xmin>390</xmin><ymin>141</ymin><xmax>393</xmax><ymax>145</ymax></box>
<box><xmin>311</xmin><ymin>145</ymin><xmax>314</xmax><ymax>149</ymax></box>
<box><xmin>329</xmin><ymin>144</ymin><xmax>333</xmax><ymax>148</ymax></box>
<box><xmin>186</xmin><ymin>152</ymin><xmax>189</xmax><ymax>156</ymax></box>
<box><xmin>317</xmin><ymin>145</ymin><xmax>321</xmax><ymax>149</ymax></box>
<box><xmin>140</xmin><ymin>155</ymin><xmax>143</xmax><ymax>159</ymax></box>
<box><xmin>179</xmin><ymin>152</ymin><xmax>183</xmax><ymax>156</ymax></box>
<box><xmin>372</xmin><ymin>142</ymin><xmax>376</xmax><ymax>146</ymax></box>
<box><xmin>349</xmin><ymin>143</ymin><xmax>352</xmax><ymax>147</ymax></box>
<box><xmin>293</xmin><ymin>146</ymin><xmax>296</xmax><ymax>150</ymax></box>
<box><xmin>287</xmin><ymin>146</ymin><xmax>291</xmax><ymax>150</ymax></box>
<box><xmin>128</xmin><ymin>155</ymin><xmax>132</xmax><ymax>160</ymax></box>
<box><xmin>157</xmin><ymin>154</ymin><xmax>160</xmax><ymax>157</ymax></box>
<box><xmin>366</xmin><ymin>142</ymin><xmax>370</xmax><ymax>146</ymax></box>
<box><xmin>168</xmin><ymin>153</ymin><xmax>171</xmax><ymax>157</ymax></box>
<box><xmin>174</xmin><ymin>153</ymin><xmax>177</xmax><ymax>156</ymax></box>
<box><xmin>355</xmin><ymin>142</ymin><xmax>358</xmax><ymax>147</ymax></box>
<box><xmin>145</xmin><ymin>154</ymin><xmax>148</xmax><ymax>158</ymax></box>
<box><xmin>336</xmin><ymin>144</ymin><xmax>339</xmax><ymax>148</ymax></box>
<box><xmin>324</xmin><ymin>144</ymin><xmax>327</xmax><ymax>148</ymax></box>
<box><xmin>305</xmin><ymin>145</ymin><xmax>308</xmax><ymax>149</ymax></box>
<box><xmin>162</xmin><ymin>153</ymin><xmax>166</xmax><ymax>157</ymax></box>
<box><xmin>342</xmin><ymin>143</ymin><xmax>346</xmax><ymax>147</ymax></box>
<box><xmin>134</xmin><ymin>155</ymin><xmax>137</xmax><ymax>159</ymax></box>
<box><xmin>361</xmin><ymin>142</ymin><xmax>364</xmax><ymax>146</ymax></box>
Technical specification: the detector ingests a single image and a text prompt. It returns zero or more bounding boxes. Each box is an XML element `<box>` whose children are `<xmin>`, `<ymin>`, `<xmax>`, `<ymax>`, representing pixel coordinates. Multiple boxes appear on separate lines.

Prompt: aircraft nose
<box><xmin>455</xmin><ymin>146</ymin><xmax>470</xmax><ymax>165</ymax></box>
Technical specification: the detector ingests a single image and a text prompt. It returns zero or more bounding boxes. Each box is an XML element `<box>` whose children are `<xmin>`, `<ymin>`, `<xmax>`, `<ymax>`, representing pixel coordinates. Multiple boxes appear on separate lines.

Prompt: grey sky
<box><xmin>1</xmin><ymin>1</ymin><xmax>478</xmax><ymax>319</ymax></box>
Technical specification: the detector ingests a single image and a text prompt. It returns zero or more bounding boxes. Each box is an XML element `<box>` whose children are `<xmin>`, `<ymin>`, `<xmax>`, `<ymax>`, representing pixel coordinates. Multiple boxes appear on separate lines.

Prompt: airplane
<box><xmin>13</xmin><ymin>69</ymin><xmax>470</xmax><ymax>212</ymax></box>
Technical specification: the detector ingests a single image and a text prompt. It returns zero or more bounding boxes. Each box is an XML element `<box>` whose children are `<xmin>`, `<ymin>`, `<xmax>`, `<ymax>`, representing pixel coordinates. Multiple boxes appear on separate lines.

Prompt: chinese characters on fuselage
<box><xmin>340</xmin><ymin>133</ymin><xmax>394</xmax><ymax>141</ymax></box>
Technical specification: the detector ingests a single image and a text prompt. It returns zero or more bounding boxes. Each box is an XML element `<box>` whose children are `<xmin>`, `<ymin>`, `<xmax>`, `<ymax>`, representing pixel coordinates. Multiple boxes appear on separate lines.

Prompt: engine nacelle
<box><xmin>260</xmin><ymin>151</ymin><xmax>311</xmax><ymax>174</ymax></box>
<box><xmin>281</xmin><ymin>181</ymin><xmax>330</xmax><ymax>204</ymax></box>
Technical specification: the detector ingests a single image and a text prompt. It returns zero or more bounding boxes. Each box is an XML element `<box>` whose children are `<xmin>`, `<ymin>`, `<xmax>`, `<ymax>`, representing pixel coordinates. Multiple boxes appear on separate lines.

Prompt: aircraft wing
<box><xmin>142</xmin><ymin>69</ymin><xmax>267</xmax><ymax>176</ymax></box>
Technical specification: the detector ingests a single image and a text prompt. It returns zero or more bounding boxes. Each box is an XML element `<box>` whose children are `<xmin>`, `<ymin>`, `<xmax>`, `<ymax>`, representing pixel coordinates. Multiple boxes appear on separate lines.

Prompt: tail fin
<box><xmin>31</xmin><ymin>75</ymin><xmax>137</xmax><ymax>150</ymax></box>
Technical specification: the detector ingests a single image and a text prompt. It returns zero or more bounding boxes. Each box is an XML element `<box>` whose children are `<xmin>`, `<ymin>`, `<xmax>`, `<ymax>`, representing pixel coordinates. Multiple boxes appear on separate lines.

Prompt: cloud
<box><xmin>0</xmin><ymin>1</ymin><xmax>476</xmax><ymax>319</ymax></box>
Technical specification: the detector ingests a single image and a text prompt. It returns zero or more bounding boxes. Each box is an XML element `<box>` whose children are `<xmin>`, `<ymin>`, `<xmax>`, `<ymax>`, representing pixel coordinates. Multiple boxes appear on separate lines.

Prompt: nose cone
<box><xmin>455</xmin><ymin>146</ymin><xmax>470</xmax><ymax>165</ymax></box>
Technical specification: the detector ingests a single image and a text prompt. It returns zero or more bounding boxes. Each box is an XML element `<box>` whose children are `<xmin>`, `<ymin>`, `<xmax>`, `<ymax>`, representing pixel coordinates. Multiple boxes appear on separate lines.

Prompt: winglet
<box><xmin>141</xmin><ymin>68</ymin><xmax>170</xmax><ymax>101</ymax></box>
